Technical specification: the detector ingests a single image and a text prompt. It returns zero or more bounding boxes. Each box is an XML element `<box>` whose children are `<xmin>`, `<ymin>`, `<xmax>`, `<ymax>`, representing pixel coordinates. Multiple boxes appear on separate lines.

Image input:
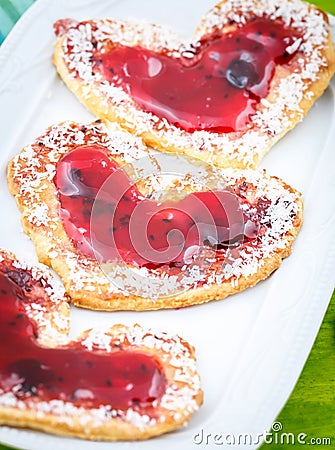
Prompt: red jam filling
<box><xmin>94</xmin><ymin>17</ymin><xmax>301</xmax><ymax>132</ymax></box>
<box><xmin>55</xmin><ymin>145</ymin><xmax>259</xmax><ymax>267</ymax></box>
<box><xmin>0</xmin><ymin>268</ymin><xmax>166</xmax><ymax>409</ymax></box>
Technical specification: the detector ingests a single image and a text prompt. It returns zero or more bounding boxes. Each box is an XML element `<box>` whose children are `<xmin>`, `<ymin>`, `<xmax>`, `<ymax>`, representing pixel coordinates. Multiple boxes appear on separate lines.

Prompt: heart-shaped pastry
<box><xmin>0</xmin><ymin>249</ymin><xmax>202</xmax><ymax>440</ymax></box>
<box><xmin>53</xmin><ymin>0</ymin><xmax>335</xmax><ymax>168</ymax></box>
<box><xmin>8</xmin><ymin>120</ymin><xmax>303</xmax><ymax>310</ymax></box>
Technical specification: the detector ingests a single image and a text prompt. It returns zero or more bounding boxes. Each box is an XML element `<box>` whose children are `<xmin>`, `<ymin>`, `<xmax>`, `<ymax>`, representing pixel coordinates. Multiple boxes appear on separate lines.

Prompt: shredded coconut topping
<box><xmin>8</xmin><ymin>121</ymin><xmax>302</xmax><ymax>300</ymax></box>
<box><xmin>57</xmin><ymin>0</ymin><xmax>330</xmax><ymax>167</ymax></box>
<box><xmin>0</xmin><ymin>249</ymin><xmax>69</xmax><ymax>345</ymax></box>
<box><xmin>0</xmin><ymin>260</ymin><xmax>201</xmax><ymax>431</ymax></box>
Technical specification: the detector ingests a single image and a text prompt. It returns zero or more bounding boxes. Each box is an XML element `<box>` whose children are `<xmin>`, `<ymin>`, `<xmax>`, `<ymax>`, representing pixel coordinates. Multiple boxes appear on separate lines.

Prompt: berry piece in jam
<box><xmin>0</xmin><ymin>269</ymin><xmax>166</xmax><ymax>409</ymax></box>
<box><xmin>94</xmin><ymin>18</ymin><xmax>301</xmax><ymax>132</ymax></box>
<box><xmin>55</xmin><ymin>145</ymin><xmax>260</xmax><ymax>267</ymax></box>
<box><xmin>225</xmin><ymin>58</ymin><xmax>259</xmax><ymax>89</ymax></box>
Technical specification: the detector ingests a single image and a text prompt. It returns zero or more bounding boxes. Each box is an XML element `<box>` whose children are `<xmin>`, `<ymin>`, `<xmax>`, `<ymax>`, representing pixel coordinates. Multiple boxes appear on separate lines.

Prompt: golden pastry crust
<box><xmin>7</xmin><ymin>120</ymin><xmax>303</xmax><ymax>311</ymax></box>
<box><xmin>0</xmin><ymin>248</ymin><xmax>202</xmax><ymax>440</ymax></box>
<box><xmin>53</xmin><ymin>0</ymin><xmax>335</xmax><ymax>169</ymax></box>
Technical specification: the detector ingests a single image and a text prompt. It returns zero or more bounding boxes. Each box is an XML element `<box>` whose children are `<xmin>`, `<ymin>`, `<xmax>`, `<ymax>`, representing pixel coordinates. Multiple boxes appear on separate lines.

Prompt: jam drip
<box><xmin>55</xmin><ymin>146</ymin><xmax>259</xmax><ymax>267</ymax></box>
<box><xmin>0</xmin><ymin>269</ymin><xmax>166</xmax><ymax>408</ymax></box>
<box><xmin>95</xmin><ymin>18</ymin><xmax>301</xmax><ymax>132</ymax></box>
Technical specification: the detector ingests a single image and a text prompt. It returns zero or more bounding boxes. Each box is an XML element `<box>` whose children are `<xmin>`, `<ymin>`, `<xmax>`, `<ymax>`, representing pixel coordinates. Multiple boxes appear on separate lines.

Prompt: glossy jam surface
<box><xmin>0</xmin><ymin>269</ymin><xmax>166</xmax><ymax>408</ymax></box>
<box><xmin>95</xmin><ymin>18</ymin><xmax>300</xmax><ymax>132</ymax></box>
<box><xmin>55</xmin><ymin>145</ymin><xmax>259</xmax><ymax>267</ymax></box>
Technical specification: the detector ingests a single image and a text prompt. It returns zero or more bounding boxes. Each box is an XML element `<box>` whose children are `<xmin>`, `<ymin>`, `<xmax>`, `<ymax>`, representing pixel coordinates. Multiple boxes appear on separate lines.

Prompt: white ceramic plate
<box><xmin>0</xmin><ymin>1</ymin><xmax>334</xmax><ymax>449</ymax></box>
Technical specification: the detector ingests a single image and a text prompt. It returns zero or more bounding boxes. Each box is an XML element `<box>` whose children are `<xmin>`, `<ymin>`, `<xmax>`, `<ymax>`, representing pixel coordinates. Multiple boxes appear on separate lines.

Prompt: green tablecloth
<box><xmin>0</xmin><ymin>1</ymin><xmax>334</xmax><ymax>449</ymax></box>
